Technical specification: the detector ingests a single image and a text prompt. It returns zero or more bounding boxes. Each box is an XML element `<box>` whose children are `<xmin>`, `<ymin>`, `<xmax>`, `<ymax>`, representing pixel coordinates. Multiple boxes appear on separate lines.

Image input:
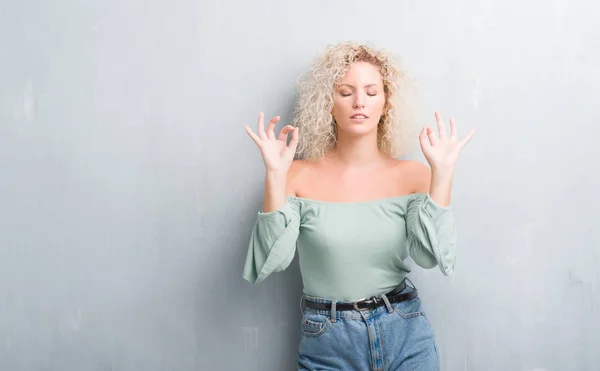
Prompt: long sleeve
<box><xmin>406</xmin><ymin>193</ymin><xmax>457</xmax><ymax>275</ymax></box>
<box><xmin>242</xmin><ymin>197</ymin><xmax>301</xmax><ymax>284</ymax></box>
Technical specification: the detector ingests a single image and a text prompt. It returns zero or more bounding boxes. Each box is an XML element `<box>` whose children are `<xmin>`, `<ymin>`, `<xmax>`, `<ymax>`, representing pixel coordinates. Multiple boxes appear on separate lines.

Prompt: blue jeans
<box><xmin>297</xmin><ymin>282</ymin><xmax>439</xmax><ymax>371</ymax></box>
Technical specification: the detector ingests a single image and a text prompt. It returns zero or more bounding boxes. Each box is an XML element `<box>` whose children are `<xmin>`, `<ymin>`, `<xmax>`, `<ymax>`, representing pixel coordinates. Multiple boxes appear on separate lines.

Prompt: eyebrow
<box><xmin>338</xmin><ymin>84</ymin><xmax>380</xmax><ymax>89</ymax></box>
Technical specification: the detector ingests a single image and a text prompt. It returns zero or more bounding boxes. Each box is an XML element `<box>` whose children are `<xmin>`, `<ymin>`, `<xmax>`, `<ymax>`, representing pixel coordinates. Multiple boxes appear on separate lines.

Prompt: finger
<box><xmin>426</xmin><ymin>126</ymin><xmax>439</xmax><ymax>146</ymax></box>
<box><xmin>449</xmin><ymin>118</ymin><xmax>457</xmax><ymax>138</ymax></box>
<box><xmin>244</xmin><ymin>125</ymin><xmax>261</xmax><ymax>146</ymax></box>
<box><xmin>278</xmin><ymin>125</ymin><xmax>295</xmax><ymax>142</ymax></box>
<box><xmin>435</xmin><ymin>111</ymin><xmax>447</xmax><ymax>139</ymax></box>
<box><xmin>288</xmin><ymin>127</ymin><xmax>299</xmax><ymax>150</ymax></box>
<box><xmin>459</xmin><ymin>128</ymin><xmax>476</xmax><ymax>148</ymax></box>
<box><xmin>418</xmin><ymin>127</ymin><xmax>430</xmax><ymax>149</ymax></box>
<box><xmin>266</xmin><ymin>116</ymin><xmax>280</xmax><ymax>139</ymax></box>
<box><xmin>257</xmin><ymin>112</ymin><xmax>267</xmax><ymax>140</ymax></box>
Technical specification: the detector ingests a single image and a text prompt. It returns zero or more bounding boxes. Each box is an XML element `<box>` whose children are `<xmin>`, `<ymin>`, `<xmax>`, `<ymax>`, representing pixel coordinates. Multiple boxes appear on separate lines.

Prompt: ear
<box><xmin>382</xmin><ymin>101</ymin><xmax>390</xmax><ymax>116</ymax></box>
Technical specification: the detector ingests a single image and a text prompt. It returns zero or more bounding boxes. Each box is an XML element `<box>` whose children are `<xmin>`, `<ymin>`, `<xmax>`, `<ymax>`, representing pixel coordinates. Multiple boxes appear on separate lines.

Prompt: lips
<box><xmin>350</xmin><ymin>114</ymin><xmax>369</xmax><ymax>119</ymax></box>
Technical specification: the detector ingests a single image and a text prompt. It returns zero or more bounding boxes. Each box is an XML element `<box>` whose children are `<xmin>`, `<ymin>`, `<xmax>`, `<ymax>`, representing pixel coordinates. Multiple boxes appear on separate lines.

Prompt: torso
<box><xmin>287</xmin><ymin>157</ymin><xmax>430</xmax><ymax>202</ymax></box>
<box><xmin>281</xmin><ymin>155</ymin><xmax>432</xmax><ymax>300</ymax></box>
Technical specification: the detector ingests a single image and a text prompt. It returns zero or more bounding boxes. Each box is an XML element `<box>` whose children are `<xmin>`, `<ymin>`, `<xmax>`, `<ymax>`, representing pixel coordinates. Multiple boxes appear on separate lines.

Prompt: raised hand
<box><xmin>245</xmin><ymin>112</ymin><xmax>299</xmax><ymax>173</ymax></box>
<box><xmin>419</xmin><ymin>111</ymin><xmax>475</xmax><ymax>171</ymax></box>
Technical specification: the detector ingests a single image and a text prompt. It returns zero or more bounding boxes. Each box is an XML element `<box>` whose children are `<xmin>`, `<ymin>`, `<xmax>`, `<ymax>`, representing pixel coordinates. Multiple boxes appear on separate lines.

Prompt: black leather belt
<box><xmin>304</xmin><ymin>279</ymin><xmax>418</xmax><ymax>311</ymax></box>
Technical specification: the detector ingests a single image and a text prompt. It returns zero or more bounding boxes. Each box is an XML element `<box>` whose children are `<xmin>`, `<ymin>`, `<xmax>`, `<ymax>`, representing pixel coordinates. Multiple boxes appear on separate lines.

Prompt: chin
<box><xmin>337</xmin><ymin>121</ymin><xmax>378</xmax><ymax>136</ymax></box>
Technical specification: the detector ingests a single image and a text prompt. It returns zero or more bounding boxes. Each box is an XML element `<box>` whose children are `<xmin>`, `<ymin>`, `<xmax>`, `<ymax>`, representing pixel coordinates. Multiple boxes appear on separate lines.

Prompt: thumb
<box><xmin>459</xmin><ymin>128</ymin><xmax>476</xmax><ymax>148</ymax></box>
<box><xmin>287</xmin><ymin>127</ymin><xmax>299</xmax><ymax>151</ymax></box>
<box><xmin>418</xmin><ymin>127</ymin><xmax>429</xmax><ymax>150</ymax></box>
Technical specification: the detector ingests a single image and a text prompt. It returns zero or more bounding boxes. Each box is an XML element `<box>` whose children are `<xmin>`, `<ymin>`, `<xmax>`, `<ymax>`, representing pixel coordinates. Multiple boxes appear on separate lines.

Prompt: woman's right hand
<box><xmin>245</xmin><ymin>112</ymin><xmax>299</xmax><ymax>174</ymax></box>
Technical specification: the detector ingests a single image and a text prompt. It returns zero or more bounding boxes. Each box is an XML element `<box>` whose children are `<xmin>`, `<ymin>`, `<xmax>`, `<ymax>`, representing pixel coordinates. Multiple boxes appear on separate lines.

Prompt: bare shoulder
<box><xmin>286</xmin><ymin>159</ymin><xmax>312</xmax><ymax>196</ymax></box>
<box><xmin>391</xmin><ymin>159</ymin><xmax>431</xmax><ymax>194</ymax></box>
<box><xmin>395</xmin><ymin>159</ymin><xmax>430</xmax><ymax>176</ymax></box>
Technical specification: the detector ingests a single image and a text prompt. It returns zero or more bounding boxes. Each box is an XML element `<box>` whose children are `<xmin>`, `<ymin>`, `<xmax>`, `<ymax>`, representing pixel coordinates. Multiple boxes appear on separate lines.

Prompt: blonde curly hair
<box><xmin>291</xmin><ymin>41</ymin><xmax>421</xmax><ymax>161</ymax></box>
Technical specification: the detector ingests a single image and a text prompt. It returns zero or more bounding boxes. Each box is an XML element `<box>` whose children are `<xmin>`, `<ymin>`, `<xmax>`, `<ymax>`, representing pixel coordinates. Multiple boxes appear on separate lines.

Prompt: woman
<box><xmin>242</xmin><ymin>41</ymin><xmax>474</xmax><ymax>371</ymax></box>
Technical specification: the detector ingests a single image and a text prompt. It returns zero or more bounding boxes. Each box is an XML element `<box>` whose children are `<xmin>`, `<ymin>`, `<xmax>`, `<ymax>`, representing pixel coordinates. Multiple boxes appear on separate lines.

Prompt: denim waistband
<box><xmin>300</xmin><ymin>278</ymin><xmax>416</xmax><ymax>321</ymax></box>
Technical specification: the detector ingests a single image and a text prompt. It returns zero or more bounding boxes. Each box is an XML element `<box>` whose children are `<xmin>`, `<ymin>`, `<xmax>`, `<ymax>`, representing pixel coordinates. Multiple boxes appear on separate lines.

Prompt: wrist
<box><xmin>262</xmin><ymin>172</ymin><xmax>287</xmax><ymax>213</ymax></box>
<box><xmin>265</xmin><ymin>170</ymin><xmax>287</xmax><ymax>183</ymax></box>
<box><xmin>428</xmin><ymin>167</ymin><xmax>454</xmax><ymax>207</ymax></box>
<box><xmin>431</xmin><ymin>166</ymin><xmax>455</xmax><ymax>181</ymax></box>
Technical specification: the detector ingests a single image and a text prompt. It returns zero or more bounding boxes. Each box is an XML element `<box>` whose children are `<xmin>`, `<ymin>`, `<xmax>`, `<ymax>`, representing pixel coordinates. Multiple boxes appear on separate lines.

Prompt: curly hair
<box><xmin>291</xmin><ymin>41</ymin><xmax>421</xmax><ymax>161</ymax></box>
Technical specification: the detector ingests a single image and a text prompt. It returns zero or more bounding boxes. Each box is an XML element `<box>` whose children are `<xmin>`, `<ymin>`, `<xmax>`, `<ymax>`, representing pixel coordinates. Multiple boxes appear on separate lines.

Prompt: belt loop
<box><xmin>330</xmin><ymin>300</ymin><xmax>337</xmax><ymax>322</ymax></box>
<box><xmin>380</xmin><ymin>293</ymin><xmax>394</xmax><ymax>314</ymax></box>
<box><xmin>299</xmin><ymin>294</ymin><xmax>306</xmax><ymax>313</ymax></box>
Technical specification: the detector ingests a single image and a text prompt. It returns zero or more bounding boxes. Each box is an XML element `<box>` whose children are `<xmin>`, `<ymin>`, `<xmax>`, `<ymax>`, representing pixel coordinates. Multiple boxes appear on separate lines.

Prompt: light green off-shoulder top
<box><xmin>242</xmin><ymin>193</ymin><xmax>457</xmax><ymax>302</ymax></box>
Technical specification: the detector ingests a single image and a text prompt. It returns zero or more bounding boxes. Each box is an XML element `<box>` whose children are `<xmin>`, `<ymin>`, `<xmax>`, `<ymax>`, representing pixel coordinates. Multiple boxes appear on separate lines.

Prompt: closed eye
<box><xmin>340</xmin><ymin>93</ymin><xmax>378</xmax><ymax>97</ymax></box>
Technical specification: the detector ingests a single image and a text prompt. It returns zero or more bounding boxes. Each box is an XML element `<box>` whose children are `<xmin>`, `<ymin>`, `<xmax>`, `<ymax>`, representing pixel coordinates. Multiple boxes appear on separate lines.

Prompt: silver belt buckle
<box><xmin>352</xmin><ymin>297</ymin><xmax>367</xmax><ymax>311</ymax></box>
<box><xmin>353</xmin><ymin>296</ymin><xmax>378</xmax><ymax>311</ymax></box>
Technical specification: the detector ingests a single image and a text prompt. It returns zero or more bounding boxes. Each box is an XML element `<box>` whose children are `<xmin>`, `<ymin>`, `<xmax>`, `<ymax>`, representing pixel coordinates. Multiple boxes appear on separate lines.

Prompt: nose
<box><xmin>353</xmin><ymin>94</ymin><xmax>365</xmax><ymax>109</ymax></box>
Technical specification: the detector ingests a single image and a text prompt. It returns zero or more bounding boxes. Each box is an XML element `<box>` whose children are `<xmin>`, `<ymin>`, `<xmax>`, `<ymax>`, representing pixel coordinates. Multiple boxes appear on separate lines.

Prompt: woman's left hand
<box><xmin>419</xmin><ymin>111</ymin><xmax>475</xmax><ymax>172</ymax></box>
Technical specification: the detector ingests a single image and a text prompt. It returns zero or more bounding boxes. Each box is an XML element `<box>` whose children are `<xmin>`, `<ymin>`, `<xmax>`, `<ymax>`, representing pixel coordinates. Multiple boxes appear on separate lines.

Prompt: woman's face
<box><xmin>332</xmin><ymin>61</ymin><xmax>386</xmax><ymax>137</ymax></box>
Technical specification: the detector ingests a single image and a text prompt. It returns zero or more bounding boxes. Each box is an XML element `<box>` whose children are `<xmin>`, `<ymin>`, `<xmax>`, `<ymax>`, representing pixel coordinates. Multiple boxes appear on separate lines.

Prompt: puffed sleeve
<box><xmin>406</xmin><ymin>193</ymin><xmax>457</xmax><ymax>275</ymax></box>
<box><xmin>242</xmin><ymin>197</ymin><xmax>301</xmax><ymax>284</ymax></box>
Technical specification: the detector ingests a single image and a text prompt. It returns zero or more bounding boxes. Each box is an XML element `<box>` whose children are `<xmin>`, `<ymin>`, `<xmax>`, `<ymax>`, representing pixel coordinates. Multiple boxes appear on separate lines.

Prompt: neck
<box><xmin>327</xmin><ymin>130</ymin><xmax>384</xmax><ymax>168</ymax></box>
